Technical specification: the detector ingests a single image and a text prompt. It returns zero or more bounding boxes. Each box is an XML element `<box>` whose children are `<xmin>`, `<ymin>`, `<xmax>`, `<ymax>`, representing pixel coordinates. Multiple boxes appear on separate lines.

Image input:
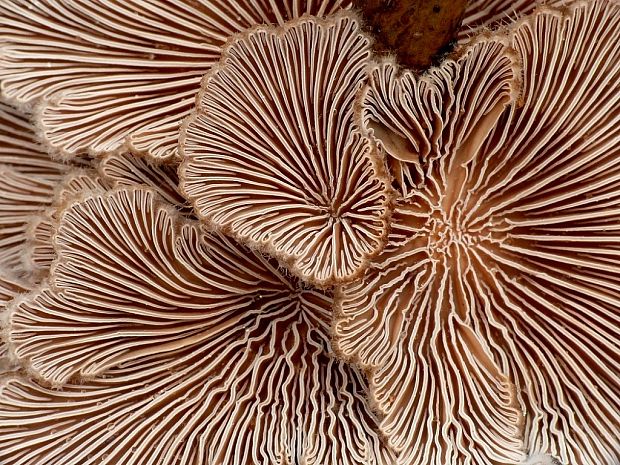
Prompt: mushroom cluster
<box><xmin>0</xmin><ymin>1</ymin><xmax>618</xmax><ymax>465</ymax></box>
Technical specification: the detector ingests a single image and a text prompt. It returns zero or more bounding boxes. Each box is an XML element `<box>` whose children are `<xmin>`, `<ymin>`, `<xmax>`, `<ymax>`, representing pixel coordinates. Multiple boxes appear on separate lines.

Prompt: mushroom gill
<box><xmin>24</xmin><ymin>152</ymin><xmax>194</xmax><ymax>278</ymax></box>
<box><xmin>458</xmin><ymin>0</ymin><xmax>566</xmax><ymax>41</ymax></box>
<box><xmin>99</xmin><ymin>153</ymin><xmax>191</xmax><ymax>214</ymax></box>
<box><xmin>0</xmin><ymin>187</ymin><xmax>394</xmax><ymax>465</ymax></box>
<box><xmin>180</xmin><ymin>13</ymin><xmax>392</xmax><ymax>286</ymax></box>
<box><xmin>22</xmin><ymin>169</ymin><xmax>111</xmax><ymax>277</ymax></box>
<box><xmin>0</xmin><ymin>272</ymin><xmax>28</xmax><ymax>374</ymax></box>
<box><xmin>0</xmin><ymin>0</ymin><xmax>350</xmax><ymax>161</ymax></box>
<box><xmin>333</xmin><ymin>1</ymin><xmax>620</xmax><ymax>464</ymax></box>
<box><xmin>0</xmin><ymin>102</ymin><xmax>69</xmax><ymax>278</ymax></box>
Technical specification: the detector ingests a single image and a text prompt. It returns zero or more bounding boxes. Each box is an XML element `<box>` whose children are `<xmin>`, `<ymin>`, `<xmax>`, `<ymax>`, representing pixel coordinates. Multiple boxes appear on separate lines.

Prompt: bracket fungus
<box><xmin>333</xmin><ymin>1</ymin><xmax>620</xmax><ymax>464</ymax></box>
<box><xmin>22</xmin><ymin>149</ymin><xmax>199</xmax><ymax>283</ymax></box>
<box><xmin>0</xmin><ymin>0</ymin><xmax>350</xmax><ymax>161</ymax></box>
<box><xmin>21</xmin><ymin>169</ymin><xmax>112</xmax><ymax>278</ymax></box>
<box><xmin>0</xmin><ymin>187</ymin><xmax>394</xmax><ymax>465</ymax></box>
<box><xmin>180</xmin><ymin>13</ymin><xmax>392</xmax><ymax>286</ymax></box>
<box><xmin>0</xmin><ymin>0</ymin><xmax>618</xmax><ymax>464</ymax></box>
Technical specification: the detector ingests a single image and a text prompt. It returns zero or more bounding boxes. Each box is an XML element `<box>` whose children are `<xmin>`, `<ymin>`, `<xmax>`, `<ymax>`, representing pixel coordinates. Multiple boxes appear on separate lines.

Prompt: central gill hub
<box><xmin>426</xmin><ymin>208</ymin><xmax>477</xmax><ymax>256</ymax></box>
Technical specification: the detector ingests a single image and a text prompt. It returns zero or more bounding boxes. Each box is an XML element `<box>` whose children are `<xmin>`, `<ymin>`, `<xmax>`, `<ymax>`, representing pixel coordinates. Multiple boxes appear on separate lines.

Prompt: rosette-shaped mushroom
<box><xmin>0</xmin><ymin>187</ymin><xmax>394</xmax><ymax>465</ymax></box>
<box><xmin>0</xmin><ymin>102</ymin><xmax>69</xmax><ymax>277</ymax></box>
<box><xmin>333</xmin><ymin>1</ymin><xmax>620</xmax><ymax>464</ymax></box>
<box><xmin>0</xmin><ymin>0</ymin><xmax>350</xmax><ymax>161</ymax></box>
<box><xmin>180</xmin><ymin>13</ymin><xmax>392</xmax><ymax>286</ymax></box>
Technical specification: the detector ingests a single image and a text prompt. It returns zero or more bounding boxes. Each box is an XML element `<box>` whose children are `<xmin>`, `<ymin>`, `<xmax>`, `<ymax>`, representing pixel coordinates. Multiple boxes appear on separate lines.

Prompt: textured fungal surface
<box><xmin>21</xmin><ymin>170</ymin><xmax>111</xmax><ymax>277</ymax></box>
<box><xmin>181</xmin><ymin>13</ymin><xmax>392</xmax><ymax>286</ymax></box>
<box><xmin>0</xmin><ymin>103</ymin><xmax>69</xmax><ymax>277</ymax></box>
<box><xmin>0</xmin><ymin>0</ymin><xmax>350</xmax><ymax>161</ymax></box>
<box><xmin>334</xmin><ymin>2</ymin><xmax>620</xmax><ymax>464</ymax></box>
<box><xmin>458</xmin><ymin>0</ymin><xmax>566</xmax><ymax>40</ymax></box>
<box><xmin>99</xmin><ymin>153</ymin><xmax>190</xmax><ymax>213</ymax></box>
<box><xmin>0</xmin><ymin>272</ymin><xmax>28</xmax><ymax>372</ymax></box>
<box><xmin>0</xmin><ymin>187</ymin><xmax>394</xmax><ymax>465</ymax></box>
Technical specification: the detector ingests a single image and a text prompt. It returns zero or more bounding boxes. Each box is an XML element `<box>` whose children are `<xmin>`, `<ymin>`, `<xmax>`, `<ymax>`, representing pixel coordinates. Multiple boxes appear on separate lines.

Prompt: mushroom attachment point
<box><xmin>334</xmin><ymin>1</ymin><xmax>620</xmax><ymax>464</ymax></box>
<box><xmin>180</xmin><ymin>13</ymin><xmax>393</xmax><ymax>286</ymax></box>
<box><xmin>0</xmin><ymin>0</ymin><xmax>350</xmax><ymax>161</ymax></box>
<box><xmin>353</xmin><ymin>0</ymin><xmax>469</xmax><ymax>70</ymax></box>
<box><xmin>0</xmin><ymin>187</ymin><xmax>394</xmax><ymax>465</ymax></box>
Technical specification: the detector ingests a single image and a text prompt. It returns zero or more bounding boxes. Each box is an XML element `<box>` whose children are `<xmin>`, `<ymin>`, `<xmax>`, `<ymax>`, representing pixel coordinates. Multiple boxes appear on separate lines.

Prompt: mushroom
<box><xmin>180</xmin><ymin>13</ymin><xmax>392</xmax><ymax>286</ymax></box>
<box><xmin>0</xmin><ymin>102</ymin><xmax>69</xmax><ymax>277</ymax></box>
<box><xmin>0</xmin><ymin>0</ymin><xmax>350</xmax><ymax>161</ymax></box>
<box><xmin>458</xmin><ymin>0</ymin><xmax>566</xmax><ymax>41</ymax></box>
<box><xmin>333</xmin><ymin>1</ymin><xmax>620</xmax><ymax>464</ymax></box>
<box><xmin>0</xmin><ymin>272</ymin><xmax>28</xmax><ymax>374</ymax></box>
<box><xmin>22</xmin><ymin>169</ymin><xmax>111</xmax><ymax>277</ymax></box>
<box><xmin>1</xmin><ymin>186</ymin><xmax>394</xmax><ymax>465</ymax></box>
<box><xmin>335</xmin><ymin>36</ymin><xmax>524</xmax><ymax>465</ymax></box>
<box><xmin>21</xmin><ymin>149</ymin><xmax>195</xmax><ymax>279</ymax></box>
<box><xmin>99</xmin><ymin>153</ymin><xmax>191</xmax><ymax>214</ymax></box>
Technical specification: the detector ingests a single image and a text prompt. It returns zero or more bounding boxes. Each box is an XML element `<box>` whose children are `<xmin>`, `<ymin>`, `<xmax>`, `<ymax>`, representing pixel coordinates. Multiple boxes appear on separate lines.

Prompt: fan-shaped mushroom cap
<box><xmin>180</xmin><ymin>13</ymin><xmax>392</xmax><ymax>286</ymax></box>
<box><xmin>334</xmin><ymin>1</ymin><xmax>620</xmax><ymax>464</ymax></box>
<box><xmin>0</xmin><ymin>0</ymin><xmax>350</xmax><ymax>161</ymax></box>
<box><xmin>336</xmin><ymin>37</ymin><xmax>524</xmax><ymax>465</ymax></box>
<box><xmin>23</xmin><ymin>152</ymin><xmax>192</xmax><ymax>277</ymax></box>
<box><xmin>21</xmin><ymin>170</ymin><xmax>111</xmax><ymax>277</ymax></box>
<box><xmin>1</xmin><ymin>187</ymin><xmax>394</xmax><ymax>465</ymax></box>
<box><xmin>0</xmin><ymin>103</ymin><xmax>69</xmax><ymax>277</ymax></box>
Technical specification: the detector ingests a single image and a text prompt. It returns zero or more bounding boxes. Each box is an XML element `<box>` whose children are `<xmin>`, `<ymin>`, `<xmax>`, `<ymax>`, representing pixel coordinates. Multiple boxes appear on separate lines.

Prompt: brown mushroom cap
<box><xmin>0</xmin><ymin>0</ymin><xmax>350</xmax><ymax>161</ymax></box>
<box><xmin>1</xmin><ymin>187</ymin><xmax>394</xmax><ymax>464</ymax></box>
<box><xmin>334</xmin><ymin>1</ymin><xmax>620</xmax><ymax>464</ymax></box>
<box><xmin>180</xmin><ymin>13</ymin><xmax>392</xmax><ymax>286</ymax></box>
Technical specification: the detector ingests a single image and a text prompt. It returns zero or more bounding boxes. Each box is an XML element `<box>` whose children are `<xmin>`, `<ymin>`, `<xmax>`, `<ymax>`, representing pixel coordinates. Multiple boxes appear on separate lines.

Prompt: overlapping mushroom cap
<box><xmin>21</xmin><ymin>148</ymin><xmax>202</xmax><ymax>284</ymax></box>
<box><xmin>0</xmin><ymin>272</ymin><xmax>28</xmax><ymax>373</ymax></box>
<box><xmin>0</xmin><ymin>186</ymin><xmax>394</xmax><ymax>465</ymax></box>
<box><xmin>0</xmin><ymin>103</ymin><xmax>70</xmax><ymax>278</ymax></box>
<box><xmin>0</xmin><ymin>0</ymin><xmax>350</xmax><ymax>161</ymax></box>
<box><xmin>334</xmin><ymin>1</ymin><xmax>620</xmax><ymax>464</ymax></box>
<box><xmin>180</xmin><ymin>13</ymin><xmax>392</xmax><ymax>286</ymax></box>
<box><xmin>458</xmin><ymin>0</ymin><xmax>566</xmax><ymax>41</ymax></box>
